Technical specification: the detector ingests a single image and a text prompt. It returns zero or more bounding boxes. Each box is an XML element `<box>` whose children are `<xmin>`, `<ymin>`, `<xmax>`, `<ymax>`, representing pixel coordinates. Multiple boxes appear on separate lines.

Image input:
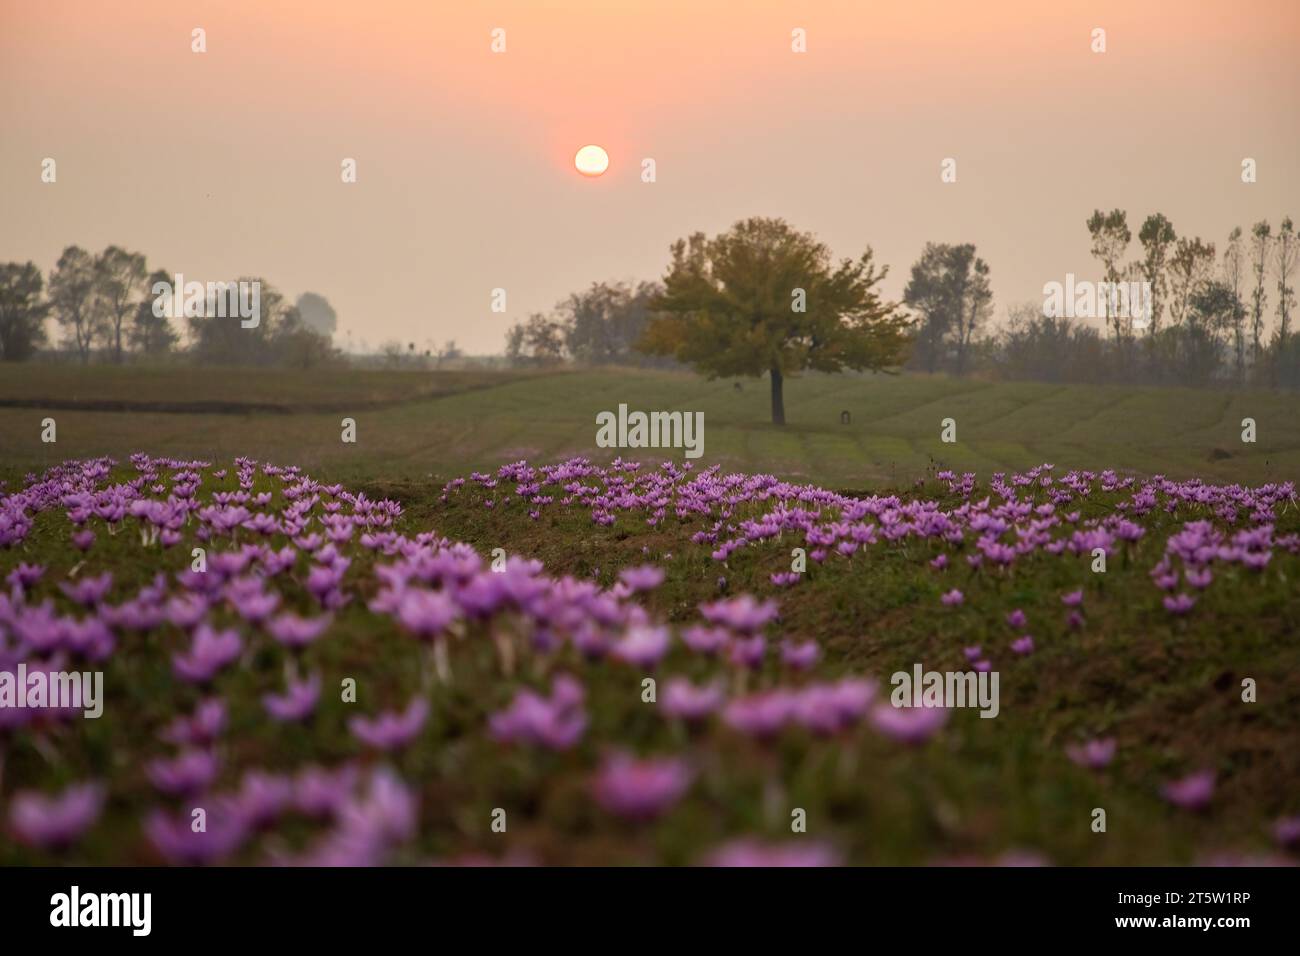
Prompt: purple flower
<box><xmin>9</xmin><ymin>782</ymin><xmax>104</xmax><ymax>849</ymax></box>
<box><xmin>263</xmin><ymin>672</ymin><xmax>321</xmax><ymax>721</ymax></box>
<box><xmin>1161</xmin><ymin>770</ymin><xmax>1215</xmax><ymax>810</ymax></box>
<box><xmin>1163</xmin><ymin>593</ymin><xmax>1196</xmax><ymax>615</ymax></box>
<box><xmin>395</xmin><ymin>589</ymin><xmax>460</xmax><ymax>639</ymax></box>
<box><xmin>1060</xmin><ymin>589</ymin><xmax>1084</xmax><ymax>608</ymax></box>
<box><xmin>489</xmin><ymin>676</ymin><xmax>587</xmax><ymax>750</ymax></box>
<box><xmin>232</xmin><ymin>770</ymin><xmax>294</xmax><ymax>829</ymax></box>
<box><xmin>591</xmin><ymin>754</ymin><xmax>693</xmax><ymax>821</ymax></box>
<box><xmin>161</xmin><ymin>698</ymin><xmax>227</xmax><ymax>746</ymax></box>
<box><xmin>146</xmin><ymin>748</ymin><xmax>220</xmax><ymax>797</ymax></box>
<box><xmin>780</xmin><ymin>639</ymin><xmax>821</xmax><ymax>670</ymax></box>
<box><xmin>172</xmin><ymin>624</ymin><xmax>243</xmax><ymax>684</ymax></box>
<box><xmin>661</xmin><ymin>678</ymin><xmax>724</xmax><ymax>723</ymax></box>
<box><xmin>723</xmin><ymin>691</ymin><xmax>794</xmax><ymax>739</ymax></box>
<box><xmin>869</xmin><ymin>703</ymin><xmax>949</xmax><ymax>745</ymax></box>
<box><xmin>940</xmin><ymin>589</ymin><xmax>964</xmax><ymax>606</ymax></box>
<box><xmin>706</xmin><ymin>839</ymin><xmax>840</xmax><ymax>867</ymax></box>
<box><xmin>611</xmin><ymin>625</ymin><xmax>671</xmax><ymax>668</ymax></box>
<box><xmin>929</xmin><ymin>554</ymin><xmax>949</xmax><ymax>570</ymax></box>
<box><xmin>698</xmin><ymin>595</ymin><xmax>778</xmax><ymax>633</ymax></box>
<box><xmin>963</xmin><ymin>645</ymin><xmax>982</xmax><ymax>661</ymax></box>
<box><xmin>1065</xmin><ymin>738</ymin><xmax>1116</xmax><ymax>769</ymax></box>
<box><xmin>349</xmin><ymin>698</ymin><xmax>428</xmax><ymax>751</ymax></box>
<box><xmin>1272</xmin><ymin>816</ymin><xmax>1300</xmax><ymax>849</ymax></box>
<box><xmin>145</xmin><ymin>804</ymin><xmax>247</xmax><ymax>865</ymax></box>
<box><xmin>618</xmin><ymin>564</ymin><xmax>665</xmax><ymax>593</ymax></box>
<box><xmin>267</xmin><ymin>613</ymin><xmax>332</xmax><ymax>649</ymax></box>
<box><xmin>1010</xmin><ymin>636</ymin><xmax>1035</xmax><ymax>655</ymax></box>
<box><xmin>1005</xmin><ymin>609</ymin><xmax>1027</xmax><ymax>629</ymax></box>
<box><xmin>59</xmin><ymin>572</ymin><xmax>113</xmax><ymax>607</ymax></box>
<box><xmin>71</xmin><ymin>529</ymin><xmax>95</xmax><ymax>551</ymax></box>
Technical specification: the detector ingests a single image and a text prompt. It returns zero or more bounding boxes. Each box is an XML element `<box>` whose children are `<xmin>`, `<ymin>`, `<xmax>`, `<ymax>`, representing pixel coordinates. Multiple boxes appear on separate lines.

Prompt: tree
<box><xmin>188</xmin><ymin>278</ymin><xmax>332</xmax><ymax>368</ymax></box>
<box><xmin>1273</xmin><ymin>216</ymin><xmax>1296</xmax><ymax>350</ymax></box>
<box><xmin>49</xmin><ymin>245</ymin><xmax>103</xmax><ymax>364</ymax></box>
<box><xmin>1166</xmin><ymin>237</ymin><xmax>1216</xmax><ymax>328</ymax></box>
<box><xmin>638</xmin><ymin>217</ymin><xmax>909</xmax><ymax>425</ymax></box>
<box><xmin>94</xmin><ymin>245</ymin><xmax>147</xmax><ymax>363</ymax></box>
<box><xmin>0</xmin><ymin>261</ymin><xmax>49</xmax><ymax>361</ymax></box>
<box><xmin>295</xmin><ymin>292</ymin><xmax>338</xmax><ymax>339</ymax></box>
<box><xmin>1248</xmin><ymin>221</ymin><xmax>1272</xmax><ymax>365</ymax></box>
<box><xmin>1085</xmin><ymin>209</ymin><xmax>1131</xmax><ymax>341</ymax></box>
<box><xmin>902</xmin><ymin>243</ymin><xmax>991</xmax><ymax>376</ymax></box>
<box><xmin>1221</xmin><ymin>228</ymin><xmax>1248</xmax><ymax>382</ymax></box>
<box><xmin>1138</xmin><ymin>213</ymin><xmax>1177</xmax><ymax>334</ymax></box>
<box><xmin>561</xmin><ymin>280</ymin><xmax>663</xmax><ymax>365</ymax></box>
<box><xmin>129</xmin><ymin>268</ymin><xmax>180</xmax><ymax>356</ymax></box>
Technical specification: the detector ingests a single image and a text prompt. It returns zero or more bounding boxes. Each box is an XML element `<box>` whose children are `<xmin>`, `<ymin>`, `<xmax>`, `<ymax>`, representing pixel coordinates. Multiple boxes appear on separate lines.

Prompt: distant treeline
<box><xmin>0</xmin><ymin>246</ymin><xmax>340</xmax><ymax>368</ymax></box>
<box><xmin>506</xmin><ymin>211</ymin><xmax>1300</xmax><ymax>391</ymax></box>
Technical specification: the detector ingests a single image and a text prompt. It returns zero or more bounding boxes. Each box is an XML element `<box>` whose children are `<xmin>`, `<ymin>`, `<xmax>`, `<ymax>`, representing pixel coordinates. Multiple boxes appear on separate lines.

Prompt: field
<box><xmin>2</xmin><ymin>365</ymin><xmax>1298</xmax><ymax>488</ymax></box>
<box><xmin>1</xmin><ymin>367</ymin><xmax>1298</xmax><ymax>865</ymax></box>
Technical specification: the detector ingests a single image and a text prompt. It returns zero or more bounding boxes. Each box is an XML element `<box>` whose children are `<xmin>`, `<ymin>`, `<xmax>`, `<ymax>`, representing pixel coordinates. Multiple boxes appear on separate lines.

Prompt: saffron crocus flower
<box><xmin>1005</xmin><ymin>609</ymin><xmax>1027</xmax><ymax>629</ymax></box>
<box><xmin>591</xmin><ymin>754</ymin><xmax>693</xmax><ymax>821</ymax></box>
<box><xmin>161</xmin><ymin>698</ymin><xmax>227</xmax><ymax>746</ymax></box>
<box><xmin>698</xmin><ymin>594</ymin><xmax>778</xmax><ymax>633</ymax></box>
<box><xmin>1163</xmin><ymin>593</ymin><xmax>1196</xmax><ymax>615</ymax></box>
<box><xmin>611</xmin><ymin>625</ymin><xmax>671</xmax><ymax>668</ymax></box>
<box><xmin>146</xmin><ymin>748</ymin><xmax>220</xmax><ymax>797</ymax></box>
<box><xmin>723</xmin><ymin>691</ymin><xmax>794</xmax><ymax>739</ymax></box>
<box><xmin>661</xmin><ymin>678</ymin><xmax>724</xmax><ymax>723</ymax></box>
<box><xmin>618</xmin><ymin>564</ymin><xmax>664</xmax><ymax>593</ymax></box>
<box><xmin>1161</xmin><ymin>770</ymin><xmax>1215</xmax><ymax>810</ymax></box>
<box><xmin>294</xmin><ymin>764</ymin><xmax>360</xmax><ymax>819</ymax></box>
<box><xmin>1066</xmin><ymin>610</ymin><xmax>1085</xmax><ymax>630</ymax></box>
<box><xmin>929</xmin><ymin>554</ymin><xmax>949</xmax><ymax>570</ymax></box>
<box><xmin>1272</xmin><ymin>816</ymin><xmax>1300</xmax><ymax>849</ymax></box>
<box><xmin>264</xmin><ymin>672</ymin><xmax>321</xmax><ymax>721</ymax></box>
<box><xmin>1060</xmin><ymin>589</ymin><xmax>1084</xmax><ymax>608</ymax></box>
<box><xmin>869</xmin><ymin>703</ymin><xmax>949</xmax><ymax>745</ymax></box>
<box><xmin>172</xmin><ymin>624</ymin><xmax>242</xmax><ymax>684</ymax></box>
<box><xmin>71</xmin><ymin>529</ymin><xmax>95</xmax><ymax>551</ymax></box>
<box><xmin>395</xmin><ymin>589</ymin><xmax>460</xmax><ymax>639</ymax></box>
<box><xmin>1065</xmin><ymin>738</ymin><xmax>1116</xmax><ymax>769</ymax></box>
<box><xmin>59</xmin><ymin>571</ymin><xmax>113</xmax><ymax>607</ymax></box>
<box><xmin>681</xmin><ymin>625</ymin><xmax>730</xmax><ymax>655</ymax></box>
<box><xmin>489</xmin><ymin>676</ymin><xmax>587</xmax><ymax>750</ymax></box>
<box><xmin>728</xmin><ymin>634</ymin><xmax>767</xmax><ymax>669</ymax></box>
<box><xmin>6</xmin><ymin>562</ymin><xmax>45</xmax><ymax>592</ymax></box>
<box><xmin>145</xmin><ymin>804</ymin><xmax>248</xmax><ymax>865</ymax></box>
<box><xmin>1010</xmin><ymin>636</ymin><xmax>1035</xmax><ymax>655</ymax></box>
<box><xmin>348</xmin><ymin>698</ymin><xmax>428</xmax><ymax>751</ymax></box>
<box><xmin>706</xmin><ymin>839</ymin><xmax>841</xmax><ymax>867</ymax></box>
<box><xmin>963</xmin><ymin>646</ymin><xmax>982</xmax><ymax>662</ymax></box>
<box><xmin>940</xmin><ymin>589</ymin><xmax>964</xmax><ymax>606</ymax></box>
<box><xmin>267</xmin><ymin>612</ymin><xmax>332</xmax><ymax>649</ymax></box>
<box><xmin>232</xmin><ymin>770</ymin><xmax>294</xmax><ymax>829</ymax></box>
<box><xmin>781</xmin><ymin>639</ymin><xmax>821</xmax><ymax>670</ymax></box>
<box><xmin>9</xmin><ymin>782</ymin><xmax>104</xmax><ymax>849</ymax></box>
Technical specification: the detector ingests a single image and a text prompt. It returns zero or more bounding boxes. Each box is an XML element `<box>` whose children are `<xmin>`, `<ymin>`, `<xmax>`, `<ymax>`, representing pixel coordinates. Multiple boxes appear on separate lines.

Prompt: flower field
<box><xmin>1</xmin><ymin>454</ymin><xmax>1298</xmax><ymax>865</ymax></box>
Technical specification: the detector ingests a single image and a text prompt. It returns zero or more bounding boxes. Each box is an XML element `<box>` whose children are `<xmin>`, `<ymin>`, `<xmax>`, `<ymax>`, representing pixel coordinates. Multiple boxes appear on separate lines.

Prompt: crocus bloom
<box><xmin>661</xmin><ymin>678</ymin><xmax>724</xmax><ymax>723</ymax></box>
<box><xmin>706</xmin><ymin>839</ymin><xmax>841</xmax><ymax>867</ymax></box>
<box><xmin>698</xmin><ymin>595</ymin><xmax>778</xmax><ymax>633</ymax></box>
<box><xmin>146</xmin><ymin>748</ymin><xmax>220</xmax><ymax>797</ymax></box>
<box><xmin>1005</xmin><ymin>609</ymin><xmax>1027</xmax><ymax>629</ymax></box>
<box><xmin>591</xmin><ymin>754</ymin><xmax>692</xmax><ymax>821</ymax></box>
<box><xmin>618</xmin><ymin>565</ymin><xmax>665</xmax><ymax>593</ymax></box>
<box><xmin>263</xmin><ymin>673</ymin><xmax>321</xmax><ymax>722</ymax></box>
<box><xmin>1163</xmin><ymin>593</ymin><xmax>1196</xmax><ymax>615</ymax></box>
<box><xmin>8</xmin><ymin>782</ymin><xmax>104</xmax><ymax>849</ymax></box>
<box><xmin>267</xmin><ymin>613</ymin><xmax>332</xmax><ymax>649</ymax></box>
<box><xmin>781</xmin><ymin>639</ymin><xmax>821</xmax><ymax>670</ymax></box>
<box><xmin>940</xmin><ymin>589</ymin><xmax>964</xmax><ymax>606</ymax></box>
<box><xmin>172</xmin><ymin>624</ymin><xmax>242</xmax><ymax>684</ymax></box>
<box><xmin>1060</xmin><ymin>589</ymin><xmax>1083</xmax><ymax>608</ymax></box>
<box><xmin>1065</xmin><ymin>738</ymin><xmax>1116</xmax><ymax>769</ymax></box>
<box><xmin>611</xmin><ymin>625</ymin><xmax>671</xmax><ymax>668</ymax></box>
<box><xmin>1010</xmin><ymin>636</ymin><xmax>1035</xmax><ymax>655</ymax></box>
<box><xmin>348</xmin><ymin>698</ymin><xmax>429</xmax><ymax>751</ymax></box>
<box><xmin>1161</xmin><ymin>770</ymin><xmax>1215</xmax><ymax>810</ymax></box>
<box><xmin>869</xmin><ymin>703</ymin><xmax>949</xmax><ymax>745</ymax></box>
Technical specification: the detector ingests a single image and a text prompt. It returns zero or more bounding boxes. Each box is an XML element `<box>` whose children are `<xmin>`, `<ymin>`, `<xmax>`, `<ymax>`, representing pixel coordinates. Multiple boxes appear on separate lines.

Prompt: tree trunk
<box><xmin>769</xmin><ymin>365</ymin><xmax>785</xmax><ymax>425</ymax></box>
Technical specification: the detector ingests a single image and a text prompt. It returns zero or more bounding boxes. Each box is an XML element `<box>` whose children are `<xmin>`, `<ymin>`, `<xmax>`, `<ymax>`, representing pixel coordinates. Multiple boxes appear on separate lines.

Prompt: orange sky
<box><xmin>2</xmin><ymin>0</ymin><xmax>1298</xmax><ymax>353</ymax></box>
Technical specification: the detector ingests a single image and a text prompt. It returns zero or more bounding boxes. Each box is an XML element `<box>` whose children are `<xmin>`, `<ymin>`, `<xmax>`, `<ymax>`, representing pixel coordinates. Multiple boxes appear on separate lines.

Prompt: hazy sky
<box><xmin>3</xmin><ymin>0</ymin><xmax>1298</xmax><ymax>354</ymax></box>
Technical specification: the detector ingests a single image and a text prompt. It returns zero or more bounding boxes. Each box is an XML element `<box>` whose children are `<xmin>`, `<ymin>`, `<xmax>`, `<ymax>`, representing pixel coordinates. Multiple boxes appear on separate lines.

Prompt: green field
<box><xmin>2</xmin><ymin>366</ymin><xmax>1296</xmax><ymax>488</ymax></box>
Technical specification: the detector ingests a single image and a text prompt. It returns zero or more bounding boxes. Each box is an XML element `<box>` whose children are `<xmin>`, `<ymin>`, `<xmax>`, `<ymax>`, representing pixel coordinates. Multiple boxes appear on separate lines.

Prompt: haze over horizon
<box><xmin>3</xmin><ymin>0</ymin><xmax>1297</xmax><ymax>354</ymax></box>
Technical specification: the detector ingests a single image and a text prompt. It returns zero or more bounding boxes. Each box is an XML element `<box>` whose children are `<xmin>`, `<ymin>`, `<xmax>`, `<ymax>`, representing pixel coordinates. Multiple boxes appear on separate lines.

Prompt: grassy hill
<box><xmin>2</xmin><ymin>366</ymin><xmax>1295</xmax><ymax>488</ymax></box>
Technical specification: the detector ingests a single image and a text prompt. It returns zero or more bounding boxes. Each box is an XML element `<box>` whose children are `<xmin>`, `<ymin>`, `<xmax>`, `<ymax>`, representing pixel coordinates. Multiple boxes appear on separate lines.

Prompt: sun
<box><xmin>574</xmin><ymin>144</ymin><xmax>609</xmax><ymax>177</ymax></box>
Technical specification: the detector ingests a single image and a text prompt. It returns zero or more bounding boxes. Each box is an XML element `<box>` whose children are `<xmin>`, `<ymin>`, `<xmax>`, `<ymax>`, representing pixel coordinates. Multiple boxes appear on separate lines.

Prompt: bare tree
<box><xmin>1248</xmin><ymin>221</ymin><xmax>1272</xmax><ymax>366</ymax></box>
<box><xmin>94</xmin><ymin>245</ymin><xmax>147</xmax><ymax>363</ymax></box>
<box><xmin>49</xmin><ymin>245</ymin><xmax>103</xmax><ymax>364</ymax></box>
<box><xmin>1222</xmin><ymin>227</ymin><xmax>1247</xmax><ymax>382</ymax></box>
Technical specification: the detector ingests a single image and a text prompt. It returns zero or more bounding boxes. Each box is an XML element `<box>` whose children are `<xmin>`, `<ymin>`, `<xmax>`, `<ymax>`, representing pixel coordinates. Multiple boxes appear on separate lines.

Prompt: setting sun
<box><xmin>574</xmin><ymin>144</ymin><xmax>609</xmax><ymax>177</ymax></box>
